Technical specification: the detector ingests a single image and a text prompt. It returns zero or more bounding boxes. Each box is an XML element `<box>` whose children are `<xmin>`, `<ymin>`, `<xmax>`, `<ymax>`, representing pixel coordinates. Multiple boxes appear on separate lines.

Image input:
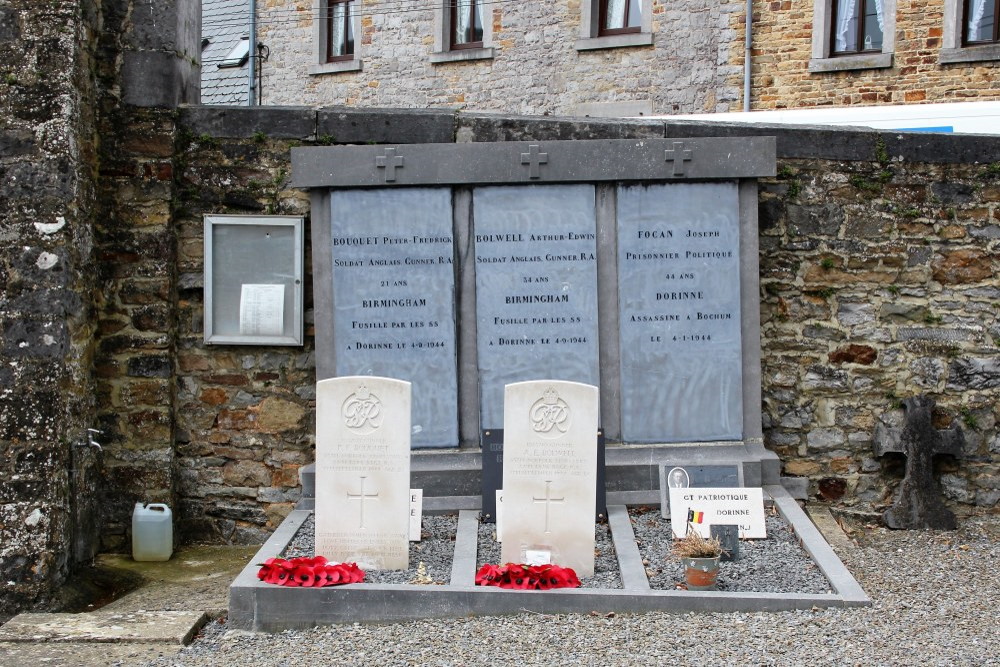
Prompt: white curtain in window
<box><xmin>606</xmin><ymin>0</ymin><xmax>626</xmax><ymax>29</ymax></box>
<box><xmin>835</xmin><ymin>0</ymin><xmax>858</xmax><ymax>51</ymax></box>
<box><xmin>968</xmin><ymin>0</ymin><xmax>988</xmax><ymax>40</ymax></box>
<box><xmin>873</xmin><ymin>0</ymin><xmax>884</xmax><ymax>31</ymax></box>
<box><xmin>330</xmin><ymin>2</ymin><xmax>346</xmax><ymax>55</ymax></box>
<box><xmin>456</xmin><ymin>0</ymin><xmax>472</xmax><ymax>41</ymax></box>
<box><xmin>473</xmin><ymin>0</ymin><xmax>484</xmax><ymax>34</ymax></box>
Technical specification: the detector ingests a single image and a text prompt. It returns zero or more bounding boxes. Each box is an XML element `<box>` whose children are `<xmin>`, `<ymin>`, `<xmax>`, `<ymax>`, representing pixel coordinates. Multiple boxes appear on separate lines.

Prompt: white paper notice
<box><xmin>239</xmin><ymin>284</ymin><xmax>285</xmax><ymax>336</ymax></box>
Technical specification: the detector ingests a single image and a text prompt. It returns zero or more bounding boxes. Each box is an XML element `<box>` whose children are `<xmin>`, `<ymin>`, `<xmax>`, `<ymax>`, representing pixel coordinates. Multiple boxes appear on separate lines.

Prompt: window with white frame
<box><xmin>577</xmin><ymin>0</ymin><xmax>653</xmax><ymax>50</ymax></box>
<box><xmin>310</xmin><ymin>0</ymin><xmax>362</xmax><ymax>75</ymax></box>
<box><xmin>940</xmin><ymin>0</ymin><xmax>1000</xmax><ymax>62</ymax></box>
<box><xmin>809</xmin><ymin>0</ymin><xmax>895</xmax><ymax>71</ymax></box>
<box><xmin>431</xmin><ymin>0</ymin><xmax>494</xmax><ymax>63</ymax></box>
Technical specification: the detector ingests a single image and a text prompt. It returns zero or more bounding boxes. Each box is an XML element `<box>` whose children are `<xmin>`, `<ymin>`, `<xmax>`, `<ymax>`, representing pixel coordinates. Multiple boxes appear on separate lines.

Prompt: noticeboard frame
<box><xmin>204</xmin><ymin>214</ymin><xmax>304</xmax><ymax>346</ymax></box>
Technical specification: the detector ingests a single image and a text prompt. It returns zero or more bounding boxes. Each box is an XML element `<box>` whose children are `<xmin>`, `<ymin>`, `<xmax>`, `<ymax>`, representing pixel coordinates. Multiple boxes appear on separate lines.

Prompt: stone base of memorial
<box><xmin>228</xmin><ymin>487</ymin><xmax>870</xmax><ymax>631</ymax></box>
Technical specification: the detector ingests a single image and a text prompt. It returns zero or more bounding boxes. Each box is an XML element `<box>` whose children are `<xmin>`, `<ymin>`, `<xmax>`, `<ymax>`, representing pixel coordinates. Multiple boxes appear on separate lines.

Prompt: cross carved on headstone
<box><xmin>532</xmin><ymin>480</ymin><xmax>564</xmax><ymax>534</ymax></box>
<box><xmin>873</xmin><ymin>395</ymin><xmax>964</xmax><ymax>530</ymax></box>
<box><xmin>664</xmin><ymin>141</ymin><xmax>693</xmax><ymax>176</ymax></box>
<box><xmin>375</xmin><ymin>148</ymin><xmax>405</xmax><ymax>182</ymax></box>
<box><xmin>346</xmin><ymin>476</ymin><xmax>380</xmax><ymax>529</ymax></box>
<box><xmin>520</xmin><ymin>144</ymin><xmax>549</xmax><ymax>179</ymax></box>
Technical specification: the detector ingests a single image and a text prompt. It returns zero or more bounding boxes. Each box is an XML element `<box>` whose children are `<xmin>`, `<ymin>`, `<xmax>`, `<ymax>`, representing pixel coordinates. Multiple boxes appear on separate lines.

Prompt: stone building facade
<box><xmin>255</xmin><ymin>0</ymin><xmax>1000</xmax><ymax>113</ymax></box>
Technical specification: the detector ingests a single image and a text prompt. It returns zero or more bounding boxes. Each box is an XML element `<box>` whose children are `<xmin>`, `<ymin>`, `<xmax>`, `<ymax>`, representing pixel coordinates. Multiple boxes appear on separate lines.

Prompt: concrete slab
<box><xmin>0</xmin><ymin>610</ymin><xmax>207</xmax><ymax>644</ymax></box>
<box><xmin>0</xmin><ymin>641</ymin><xmax>182</xmax><ymax>666</ymax></box>
<box><xmin>229</xmin><ymin>496</ymin><xmax>870</xmax><ymax>631</ymax></box>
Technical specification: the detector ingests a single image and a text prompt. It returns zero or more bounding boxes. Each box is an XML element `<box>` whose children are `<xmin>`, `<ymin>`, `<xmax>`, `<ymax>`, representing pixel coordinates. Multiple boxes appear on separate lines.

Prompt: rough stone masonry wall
<box><xmin>0</xmin><ymin>0</ymin><xmax>102</xmax><ymax>613</ymax></box>
<box><xmin>753</xmin><ymin>136</ymin><xmax>1000</xmax><ymax>507</ymax></box>
<box><xmin>159</xmin><ymin>110</ymin><xmax>998</xmax><ymax>546</ymax></box>
<box><xmin>745</xmin><ymin>0</ymin><xmax>1000</xmax><ymax>109</ymax></box>
<box><xmin>257</xmin><ymin>0</ymin><xmax>744</xmax><ymax>115</ymax></box>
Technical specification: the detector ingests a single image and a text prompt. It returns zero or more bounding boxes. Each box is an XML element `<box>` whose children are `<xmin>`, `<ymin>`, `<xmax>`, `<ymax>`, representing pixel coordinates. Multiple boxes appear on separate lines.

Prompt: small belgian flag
<box><xmin>687</xmin><ymin>509</ymin><xmax>705</xmax><ymax>524</ymax></box>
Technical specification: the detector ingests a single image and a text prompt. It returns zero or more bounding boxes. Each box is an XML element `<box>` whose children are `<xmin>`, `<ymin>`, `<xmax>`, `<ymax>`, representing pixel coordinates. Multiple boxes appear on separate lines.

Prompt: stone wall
<box><xmin>257</xmin><ymin>0</ymin><xmax>744</xmax><ymax>115</ymax></box>
<box><xmin>0</xmin><ymin>0</ymin><xmax>102</xmax><ymax>613</ymax></box>
<box><xmin>747</xmin><ymin>0</ymin><xmax>1000</xmax><ymax>109</ymax></box>
<box><xmin>150</xmin><ymin>109</ymin><xmax>998</xmax><ymax>546</ymax></box>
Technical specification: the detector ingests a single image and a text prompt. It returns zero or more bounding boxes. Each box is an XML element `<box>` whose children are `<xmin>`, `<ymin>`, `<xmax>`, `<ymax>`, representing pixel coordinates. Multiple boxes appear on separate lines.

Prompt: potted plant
<box><xmin>671</xmin><ymin>523</ymin><xmax>723</xmax><ymax>591</ymax></box>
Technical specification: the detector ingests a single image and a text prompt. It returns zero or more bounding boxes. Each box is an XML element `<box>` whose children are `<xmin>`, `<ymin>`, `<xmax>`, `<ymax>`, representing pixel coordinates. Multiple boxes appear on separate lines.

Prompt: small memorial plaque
<box><xmin>315</xmin><ymin>376</ymin><xmax>411</xmax><ymax>570</ymax></box>
<box><xmin>329</xmin><ymin>188</ymin><xmax>457</xmax><ymax>448</ymax></box>
<box><xmin>409</xmin><ymin>489</ymin><xmax>422</xmax><ymax>542</ymax></box>
<box><xmin>711</xmin><ymin>524</ymin><xmax>740</xmax><ymax>562</ymax></box>
<box><xmin>617</xmin><ymin>182</ymin><xmax>744</xmax><ymax>442</ymax></box>
<box><xmin>668</xmin><ymin>487</ymin><xmax>766</xmax><ymax>539</ymax></box>
<box><xmin>501</xmin><ymin>381</ymin><xmax>600</xmax><ymax>577</ymax></box>
<box><xmin>658</xmin><ymin>463</ymin><xmax>742</xmax><ymax>517</ymax></box>
<box><xmin>474</xmin><ymin>185</ymin><xmax>600</xmax><ymax>430</ymax></box>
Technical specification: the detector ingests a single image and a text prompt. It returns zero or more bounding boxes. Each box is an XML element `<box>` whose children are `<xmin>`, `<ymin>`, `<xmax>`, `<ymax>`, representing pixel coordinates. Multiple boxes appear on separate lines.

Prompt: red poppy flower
<box><xmin>475</xmin><ymin>564</ymin><xmax>505</xmax><ymax>587</ymax></box>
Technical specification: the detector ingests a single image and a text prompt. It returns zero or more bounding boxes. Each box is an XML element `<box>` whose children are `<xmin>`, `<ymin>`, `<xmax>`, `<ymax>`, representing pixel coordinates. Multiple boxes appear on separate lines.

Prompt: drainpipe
<box><xmin>248</xmin><ymin>0</ymin><xmax>257</xmax><ymax>106</ymax></box>
<box><xmin>743</xmin><ymin>0</ymin><xmax>752</xmax><ymax>112</ymax></box>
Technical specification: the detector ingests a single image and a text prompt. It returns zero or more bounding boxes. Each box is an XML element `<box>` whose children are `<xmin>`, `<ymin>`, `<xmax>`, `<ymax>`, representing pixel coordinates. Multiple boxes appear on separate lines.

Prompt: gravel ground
<box><xmin>148</xmin><ymin>511</ymin><xmax>1000</xmax><ymax>666</ymax></box>
<box><xmin>630</xmin><ymin>506</ymin><xmax>831</xmax><ymax>593</ymax></box>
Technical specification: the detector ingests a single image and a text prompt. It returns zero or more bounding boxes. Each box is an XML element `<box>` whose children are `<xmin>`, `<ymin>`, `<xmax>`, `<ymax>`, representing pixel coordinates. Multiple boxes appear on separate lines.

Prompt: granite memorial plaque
<box><xmin>617</xmin><ymin>182</ymin><xmax>743</xmax><ymax>443</ymax></box>
<box><xmin>329</xmin><ymin>188</ymin><xmax>457</xmax><ymax>448</ymax></box>
<box><xmin>711</xmin><ymin>524</ymin><xmax>740</xmax><ymax>562</ymax></box>
<box><xmin>668</xmin><ymin>487</ymin><xmax>766</xmax><ymax>539</ymax></box>
<box><xmin>501</xmin><ymin>380</ymin><xmax>600</xmax><ymax>577</ymax></box>
<box><xmin>315</xmin><ymin>376</ymin><xmax>411</xmax><ymax>570</ymax></box>
<box><xmin>474</xmin><ymin>185</ymin><xmax>600</xmax><ymax>430</ymax></box>
<box><xmin>658</xmin><ymin>463</ymin><xmax>742</xmax><ymax>517</ymax></box>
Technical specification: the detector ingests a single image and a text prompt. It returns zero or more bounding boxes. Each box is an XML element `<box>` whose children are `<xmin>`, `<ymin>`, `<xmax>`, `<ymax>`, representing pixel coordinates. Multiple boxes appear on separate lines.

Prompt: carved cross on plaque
<box><xmin>873</xmin><ymin>395</ymin><xmax>964</xmax><ymax>530</ymax></box>
<box><xmin>532</xmin><ymin>480</ymin><xmax>565</xmax><ymax>534</ymax></box>
<box><xmin>375</xmin><ymin>148</ymin><xmax>405</xmax><ymax>182</ymax></box>
<box><xmin>664</xmin><ymin>141</ymin><xmax>693</xmax><ymax>176</ymax></box>
<box><xmin>520</xmin><ymin>144</ymin><xmax>549</xmax><ymax>179</ymax></box>
<box><xmin>346</xmin><ymin>476</ymin><xmax>380</xmax><ymax>529</ymax></box>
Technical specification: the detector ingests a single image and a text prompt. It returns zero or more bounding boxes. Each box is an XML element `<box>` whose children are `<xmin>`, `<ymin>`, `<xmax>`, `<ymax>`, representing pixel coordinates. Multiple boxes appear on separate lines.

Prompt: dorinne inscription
<box><xmin>617</xmin><ymin>182</ymin><xmax>743</xmax><ymax>442</ymax></box>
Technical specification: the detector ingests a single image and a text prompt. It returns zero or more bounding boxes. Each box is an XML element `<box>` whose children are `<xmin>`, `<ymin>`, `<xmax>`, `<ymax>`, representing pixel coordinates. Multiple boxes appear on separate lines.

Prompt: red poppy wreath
<box><xmin>257</xmin><ymin>556</ymin><xmax>365</xmax><ymax>587</ymax></box>
<box><xmin>474</xmin><ymin>563</ymin><xmax>581</xmax><ymax>590</ymax></box>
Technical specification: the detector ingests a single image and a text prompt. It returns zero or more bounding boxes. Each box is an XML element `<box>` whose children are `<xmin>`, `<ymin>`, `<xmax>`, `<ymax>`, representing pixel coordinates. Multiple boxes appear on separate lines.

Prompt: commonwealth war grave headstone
<box><xmin>315</xmin><ymin>376</ymin><xmax>411</xmax><ymax>570</ymax></box>
<box><xmin>501</xmin><ymin>381</ymin><xmax>599</xmax><ymax>577</ymax></box>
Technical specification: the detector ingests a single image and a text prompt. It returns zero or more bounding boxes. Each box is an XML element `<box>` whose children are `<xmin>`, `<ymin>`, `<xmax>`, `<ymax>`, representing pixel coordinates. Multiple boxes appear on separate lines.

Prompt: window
<box><xmin>325</xmin><ymin>0</ymin><xmax>354</xmax><ymax>62</ymax></box>
<box><xmin>576</xmin><ymin>0</ymin><xmax>653</xmax><ymax>51</ymax></box>
<box><xmin>431</xmin><ymin>0</ymin><xmax>494</xmax><ymax>63</ymax></box>
<box><xmin>964</xmin><ymin>0</ymin><xmax>999</xmax><ymax>43</ymax></box>
<box><xmin>809</xmin><ymin>0</ymin><xmax>894</xmax><ymax>71</ymax></box>
<box><xmin>599</xmin><ymin>0</ymin><xmax>642</xmax><ymax>36</ymax></box>
<box><xmin>831</xmin><ymin>0</ymin><xmax>884</xmax><ymax>54</ymax></box>
<box><xmin>310</xmin><ymin>0</ymin><xmax>362</xmax><ymax>75</ymax></box>
<box><xmin>452</xmin><ymin>0</ymin><xmax>484</xmax><ymax>49</ymax></box>
<box><xmin>941</xmin><ymin>0</ymin><xmax>1000</xmax><ymax>62</ymax></box>
<box><xmin>219</xmin><ymin>38</ymin><xmax>250</xmax><ymax>68</ymax></box>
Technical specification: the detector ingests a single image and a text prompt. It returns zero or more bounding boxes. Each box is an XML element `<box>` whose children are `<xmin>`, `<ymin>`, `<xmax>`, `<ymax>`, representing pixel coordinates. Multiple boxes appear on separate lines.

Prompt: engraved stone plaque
<box><xmin>329</xmin><ymin>188</ymin><xmax>457</xmax><ymax>447</ymax></box>
<box><xmin>501</xmin><ymin>380</ymin><xmax>599</xmax><ymax>577</ymax></box>
<box><xmin>315</xmin><ymin>376</ymin><xmax>411</xmax><ymax>570</ymax></box>
<box><xmin>616</xmin><ymin>183</ymin><xmax>743</xmax><ymax>442</ymax></box>
<box><xmin>473</xmin><ymin>185</ymin><xmax>600</xmax><ymax>430</ymax></box>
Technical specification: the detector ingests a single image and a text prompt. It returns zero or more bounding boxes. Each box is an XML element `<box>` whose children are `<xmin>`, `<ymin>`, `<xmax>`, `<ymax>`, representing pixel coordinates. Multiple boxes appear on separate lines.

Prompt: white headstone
<box><xmin>315</xmin><ymin>376</ymin><xmax>411</xmax><ymax>570</ymax></box>
<box><xmin>501</xmin><ymin>381</ymin><xmax>599</xmax><ymax>577</ymax></box>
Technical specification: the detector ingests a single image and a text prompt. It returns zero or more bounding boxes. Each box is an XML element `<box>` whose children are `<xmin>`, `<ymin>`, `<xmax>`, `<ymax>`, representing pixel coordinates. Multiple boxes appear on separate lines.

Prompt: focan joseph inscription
<box><xmin>298</xmin><ymin>138</ymin><xmax>774</xmax><ymax>448</ymax></box>
<box><xmin>617</xmin><ymin>183</ymin><xmax>743</xmax><ymax>443</ymax></box>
